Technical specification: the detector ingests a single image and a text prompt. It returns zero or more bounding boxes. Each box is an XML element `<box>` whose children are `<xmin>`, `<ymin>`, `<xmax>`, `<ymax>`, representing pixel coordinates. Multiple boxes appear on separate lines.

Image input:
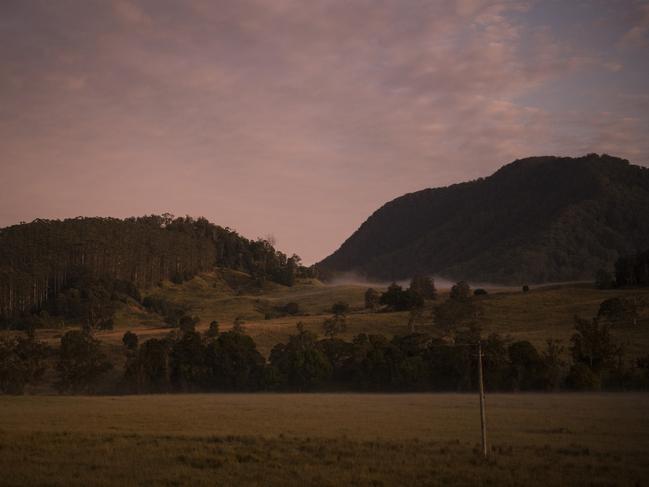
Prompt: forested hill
<box><xmin>318</xmin><ymin>154</ymin><xmax>649</xmax><ymax>284</ymax></box>
<box><xmin>0</xmin><ymin>215</ymin><xmax>304</xmax><ymax>322</ymax></box>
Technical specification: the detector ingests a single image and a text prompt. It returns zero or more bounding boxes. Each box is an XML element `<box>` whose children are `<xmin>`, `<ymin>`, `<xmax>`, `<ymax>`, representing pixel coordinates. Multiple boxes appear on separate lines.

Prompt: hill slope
<box><xmin>318</xmin><ymin>154</ymin><xmax>649</xmax><ymax>284</ymax></box>
<box><xmin>0</xmin><ymin>215</ymin><xmax>303</xmax><ymax>323</ymax></box>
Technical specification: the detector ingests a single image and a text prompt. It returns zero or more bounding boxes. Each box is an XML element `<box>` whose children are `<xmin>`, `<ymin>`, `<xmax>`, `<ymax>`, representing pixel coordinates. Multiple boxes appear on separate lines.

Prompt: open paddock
<box><xmin>1</xmin><ymin>393</ymin><xmax>647</xmax><ymax>486</ymax></box>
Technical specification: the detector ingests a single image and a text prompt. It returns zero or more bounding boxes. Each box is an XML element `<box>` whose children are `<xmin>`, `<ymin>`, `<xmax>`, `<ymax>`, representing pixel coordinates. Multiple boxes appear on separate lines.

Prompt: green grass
<box><xmin>1</xmin><ymin>393</ymin><xmax>648</xmax><ymax>486</ymax></box>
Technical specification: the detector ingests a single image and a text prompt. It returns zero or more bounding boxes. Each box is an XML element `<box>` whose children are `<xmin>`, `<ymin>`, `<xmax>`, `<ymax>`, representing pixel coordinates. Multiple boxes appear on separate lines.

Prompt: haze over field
<box><xmin>2</xmin><ymin>0</ymin><xmax>649</xmax><ymax>263</ymax></box>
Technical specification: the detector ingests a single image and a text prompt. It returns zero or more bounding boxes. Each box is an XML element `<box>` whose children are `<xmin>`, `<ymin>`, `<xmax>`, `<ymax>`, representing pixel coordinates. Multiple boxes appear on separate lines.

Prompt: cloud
<box><xmin>112</xmin><ymin>0</ymin><xmax>151</xmax><ymax>25</ymax></box>
<box><xmin>0</xmin><ymin>0</ymin><xmax>648</xmax><ymax>262</ymax></box>
<box><xmin>619</xmin><ymin>1</ymin><xmax>649</xmax><ymax>47</ymax></box>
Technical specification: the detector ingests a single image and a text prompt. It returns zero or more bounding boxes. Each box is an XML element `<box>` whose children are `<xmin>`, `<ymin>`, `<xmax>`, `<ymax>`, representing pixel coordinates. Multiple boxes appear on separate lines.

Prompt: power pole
<box><xmin>477</xmin><ymin>341</ymin><xmax>488</xmax><ymax>458</ymax></box>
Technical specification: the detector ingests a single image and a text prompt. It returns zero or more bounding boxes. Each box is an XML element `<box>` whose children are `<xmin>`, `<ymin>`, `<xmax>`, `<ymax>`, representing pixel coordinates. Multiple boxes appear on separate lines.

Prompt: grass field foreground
<box><xmin>1</xmin><ymin>393</ymin><xmax>648</xmax><ymax>486</ymax></box>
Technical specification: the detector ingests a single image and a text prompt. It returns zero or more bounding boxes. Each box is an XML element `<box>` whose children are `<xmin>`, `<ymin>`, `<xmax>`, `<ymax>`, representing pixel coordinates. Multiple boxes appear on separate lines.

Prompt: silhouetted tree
<box><xmin>540</xmin><ymin>339</ymin><xmax>565</xmax><ymax>391</ymax></box>
<box><xmin>331</xmin><ymin>301</ymin><xmax>350</xmax><ymax>316</ymax></box>
<box><xmin>323</xmin><ymin>315</ymin><xmax>346</xmax><ymax>339</ymax></box>
<box><xmin>597</xmin><ymin>297</ymin><xmax>639</xmax><ymax>326</ymax></box>
<box><xmin>232</xmin><ymin>316</ymin><xmax>245</xmax><ymax>334</ymax></box>
<box><xmin>122</xmin><ymin>331</ymin><xmax>138</xmax><ymax>350</ymax></box>
<box><xmin>270</xmin><ymin>323</ymin><xmax>332</xmax><ymax>390</ymax></box>
<box><xmin>204</xmin><ymin>330</ymin><xmax>265</xmax><ymax>390</ymax></box>
<box><xmin>170</xmin><ymin>331</ymin><xmax>205</xmax><ymax>391</ymax></box>
<box><xmin>206</xmin><ymin>320</ymin><xmax>220</xmax><ymax>338</ymax></box>
<box><xmin>570</xmin><ymin>316</ymin><xmax>620</xmax><ymax>374</ymax></box>
<box><xmin>0</xmin><ymin>333</ymin><xmax>49</xmax><ymax>394</ymax></box>
<box><xmin>450</xmin><ymin>281</ymin><xmax>471</xmax><ymax>301</ymax></box>
<box><xmin>380</xmin><ymin>283</ymin><xmax>423</xmax><ymax>311</ymax></box>
<box><xmin>409</xmin><ymin>275</ymin><xmax>436</xmax><ymax>300</ymax></box>
<box><xmin>364</xmin><ymin>288</ymin><xmax>380</xmax><ymax>310</ymax></box>
<box><xmin>56</xmin><ymin>330</ymin><xmax>112</xmax><ymax>393</ymax></box>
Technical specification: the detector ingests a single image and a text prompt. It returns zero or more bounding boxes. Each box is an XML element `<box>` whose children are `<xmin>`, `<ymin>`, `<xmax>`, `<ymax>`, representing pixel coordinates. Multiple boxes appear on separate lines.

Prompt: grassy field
<box><xmin>1</xmin><ymin>393</ymin><xmax>648</xmax><ymax>486</ymax></box>
<box><xmin>101</xmin><ymin>271</ymin><xmax>649</xmax><ymax>357</ymax></box>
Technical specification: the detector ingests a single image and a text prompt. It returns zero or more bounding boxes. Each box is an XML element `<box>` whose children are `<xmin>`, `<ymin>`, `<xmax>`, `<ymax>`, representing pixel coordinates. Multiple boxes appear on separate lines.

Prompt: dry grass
<box><xmin>0</xmin><ymin>393</ymin><xmax>648</xmax><ymax>486</ymax></box>
<box><xmin>95</xmin><ymin>271</ymin><xmax>649</xmax><ymax>358</ymax></box>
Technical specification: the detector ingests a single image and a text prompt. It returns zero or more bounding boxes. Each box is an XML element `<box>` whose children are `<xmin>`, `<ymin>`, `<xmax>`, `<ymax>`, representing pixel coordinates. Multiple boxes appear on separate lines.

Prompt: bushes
<box><xmin>0</xmin><ymin>334</ymin><xmax>49</xmax><ymax>394</ymax></box>
<box><xmin>380</xmin><ymin>283</ymin><xmax>423</xmax><ymax>311</ymax></box>
<box><xmin>142</xmin><ymin>296</ymin><xmax>192</xmax><ymax>328</ymax></box>
<box><xmin>264</xmin><ymin>302</ymin><xmax>301</xmax><ymax>320</ymax></box>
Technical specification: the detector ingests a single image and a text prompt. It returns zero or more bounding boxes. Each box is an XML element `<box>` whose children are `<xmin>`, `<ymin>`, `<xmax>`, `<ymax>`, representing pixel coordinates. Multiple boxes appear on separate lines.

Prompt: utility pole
<box><xmin>477</xmin><ymin>341</ymin><xmax>488</xmax><ymax>458</ymax></box>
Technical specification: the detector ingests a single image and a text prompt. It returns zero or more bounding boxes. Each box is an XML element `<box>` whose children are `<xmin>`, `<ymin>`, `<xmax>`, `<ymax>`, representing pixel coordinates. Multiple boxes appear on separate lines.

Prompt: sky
<box><xmin>1</xmin><ymin>0</ymin><xmax>648</xmax><ymax>264</ymax></box>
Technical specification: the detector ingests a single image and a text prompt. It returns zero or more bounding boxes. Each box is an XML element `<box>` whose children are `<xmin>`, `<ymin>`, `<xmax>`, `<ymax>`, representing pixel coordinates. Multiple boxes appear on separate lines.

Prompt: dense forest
<box><xmin>0</xmin><ymin>215</ymin><xmax>307</xmax><ymax>327</ymax></box>
<box><xmin>318</xmin><ymin>154</ymin><xmax>649</xmax><ymax>284</ymax></box>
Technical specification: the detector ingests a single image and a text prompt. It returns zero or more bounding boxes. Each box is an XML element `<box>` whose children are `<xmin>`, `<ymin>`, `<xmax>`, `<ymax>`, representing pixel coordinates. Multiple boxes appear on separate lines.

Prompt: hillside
<box><xmin>0</xmin><ymin>215</ymin><xmax>306</xmax><ymax>327</ymax></box>
<box><xmin>318</xmin><ymin>154</ymin><xmax>649</xmax><ymax>284</ymax></box>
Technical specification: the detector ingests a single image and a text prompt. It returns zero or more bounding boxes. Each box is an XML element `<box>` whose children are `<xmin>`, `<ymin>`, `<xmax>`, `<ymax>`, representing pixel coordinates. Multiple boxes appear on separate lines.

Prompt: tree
<box><xmin>206</xmin><ymin>320</ymin><xmax>220</xmax><ymax>338</ymax></box>
<box><xmin>204</xmin><ymin>330</ymin><xmax>266</xmax><ymax>390</ymax></box>
<box><xmin>570</xmin><ymin>316</ymin><xmax>620</xmax><ymax>373</ymax></box>
<box><xmin>540</xmin><ymin>339</ymin><xmax>565</xmax><ymax>391</ymax></box>
<box><xmin>380</xmin><ymin>283</ymin><xmax>423</xmax><ymax>311</ymax></box>
<box><xmin>594</xmin><ymin>269</ymin><xmax>614</xmax><ymax>289</ymax></box>
<box><xmin>331</xmin><ymin>301</ymin><xmax>350</xmax><ymax>317</ymax></box>
<box><xmin>433</xmin><ymin>297</ymin><xmax>481</xmax><ymax>335</ymax></box>
<box><xmin>323</xmin><ymin>315</ymin><xmax>346</xmax><ymax>339</ymax></box>
<box><xmin>56</xmin><ymin>330</ymin><xmax>112</xmax><ymax>393</ymax></box>
<box><xmin>232</xmin><ymin>316</ymin><xmax>245</xmax><ymax>334</ymax></box>
<box><xmin>170</xmin><ymin>331</ymin><xmax>205</xmax><ymax>391</ymax></box>
<box><xmin>179</xmin><ymin>315</ymin><xmax>200</xmax><ymax>333</ymax></box>
<box><xmin>364</xmin><ymin>288</ymin><xmax>380</xmax><ymax>310</ymax></box>
<box><xmin>122</xmin><ymin>331</ymin><xmax>139</xmax><ymax>350</ymax></box>
<box><xmin>0</xmin><ymin>334</ymin><xmax>49</xmax><ymax>394</ymax></box>
<box><xmin>450</xmin><ymin>281</ymin><xmax>471</xmax><ymax>301</ymax></box>
<box><xmin>597</xmin><ymin>297</ymin><xmax>639</xmax><ymax>326</ymax></box>
<box><xmin>131</xmin><ymin>338</ymin><xmax>171</xmax><ymax>392</ymax></box>
<box><xmin>347</xmin><ymin>333</ymin><xmax>403</xmax><ymax>391</ymax></box>
<box><xmin>281</xmin><ymin>302</ymin><xmax>300</xmax><ymax>315</ymax></box>
<box><xmin>407</xmin><ymin>306</ymin><xmax>424</xmax><ymax>333</ymax></box>
<box><xmin>316</xmin><ymin>338</ymin><xmax>354</xmax><ymax>382</ymax></box>
<box><xmin>269</xmin><ymin>322</ymin><xmax>332</xmax><ymax>390</ymax></box>
<box><xmin>409</xmin><ymin>276</ymin><xmax>436</xmax><ymax>300</ymax></box>
<box><xmin>566</xmin><ymin>362</ymin><xmax>601</xmax><ymax>390</ymax></box>
<box><xmin>508</xmin><ymin>340</ymin><xmax>543</xmax><ymax>390</ymax></box>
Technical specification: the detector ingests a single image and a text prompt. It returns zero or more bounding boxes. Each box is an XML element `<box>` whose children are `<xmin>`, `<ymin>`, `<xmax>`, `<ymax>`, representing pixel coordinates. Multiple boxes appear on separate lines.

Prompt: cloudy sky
<box><xmin>1</xmin><ymin>0</ymin><xmax>648</xmax><ymax>263</ymax></box>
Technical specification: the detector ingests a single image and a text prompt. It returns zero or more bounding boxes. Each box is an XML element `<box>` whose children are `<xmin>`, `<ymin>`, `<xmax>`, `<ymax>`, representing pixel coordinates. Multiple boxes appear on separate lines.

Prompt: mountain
<box><xmin>318</xmin><ymin>154</ymin><xmax>649</xmax><ymax>284</ymax></box>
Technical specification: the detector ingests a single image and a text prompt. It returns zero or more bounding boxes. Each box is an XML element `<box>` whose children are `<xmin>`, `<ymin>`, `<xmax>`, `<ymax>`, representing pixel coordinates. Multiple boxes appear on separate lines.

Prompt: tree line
<box><xmin>3</xmin><ymin>274</ymin><xmax>647</xmax><ymax>394</ymax></box>
<box><xmin>0</xmin><ymin>215</ymin><xmax>311</xmax><ymax>328</ymax></box>
<box><xmin>2</xmin><ymin>314</ymin><xmax>647</xmax><ymax>394</ymax></box>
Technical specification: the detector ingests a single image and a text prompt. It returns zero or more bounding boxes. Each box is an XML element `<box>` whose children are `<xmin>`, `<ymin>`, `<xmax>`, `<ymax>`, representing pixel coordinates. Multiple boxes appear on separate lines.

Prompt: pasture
<box><xmin>1</xmin><ymin>393</ymin><xmax>648</xmax><ymax>486</ymax></box>
<box><xmin>105</xmin><ymin>272</ymin><xmax>649</xmax><ymax>357</ymax></box>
